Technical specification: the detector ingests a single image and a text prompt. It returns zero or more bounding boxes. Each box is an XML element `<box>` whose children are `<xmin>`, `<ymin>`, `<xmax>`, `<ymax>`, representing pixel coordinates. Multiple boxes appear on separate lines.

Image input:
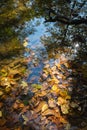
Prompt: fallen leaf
<box><xmin>38</xmin><ymin>91</ymin><xmax>47</xmax><ymax>97</ymax></box>
<box><xmin>13</xmin><ymin>102</ymin><xmax>19</xmax><ymax>110</ymax></box>
<box><xmin>19</xmin><ymin>103</ymin><xmax>25</xmax><ymax>108</ymax></box>
<box><xmin>48</xmin><ymin>99</ymin><xmax>56</xmax><ymax>108</ymax></box>
<box><xmin>22</xmin><ymin>114</ymin><xmax>29</xmax><ymax>125</ymax></box>
<box><xmin>57</xmin><ymin>97</ymin><xmax>67</xmax><ymax>106</ymax></box>
<box><xmin>59</xmin><ymin>90</ymin><xmax>68</xmax><ymax>98</ymax></box>
<box><xmin>35</xmin><ymin>101</ymin><xmax>47</xmax><ymax>113</ymax></box>
<box><xmin>0</xmin><ymin>102</ymin><xmax>3</xmax><ymax>108</ymax></box>
<box><xmin>0</xmin><ymin>118</ymin><xmax>6</xmax><ymax>126</ymax></box>
<box><xmin>21</xmin><ymin>81</ymin><xmax>28</xmax><ymax>88</ymax></box>
<box><xmin>32</xmin><ymin>84</ymin><xmax>42</xmax><ymax>89</ymax></box>
<box><xmin>42</xmin><ymin>109</ymin><xmax>57</xmax><ymax>116</ymax></box>
<box><xmin>61</xmin><ymin>104</ymin><xmax>69</xmax><ymax>114</ymax></box>
<box><xmin>5</xmin><ymin>86</ymin><xmax>11</xmax><ymax>93</ymax></box>
<box><xmin>41</xmin><ymin>103</ymin><xmax>48</xmax><ymax>112</ymax></box>
<box><xmin>0</xmin><ymin>90</ymin><xmax>4</xmax><ymax>96</ymax></box>
<box><xmin>0</xmin><ymin>111</ymin><xmax>2</xmax><ymax>117</ymax></box>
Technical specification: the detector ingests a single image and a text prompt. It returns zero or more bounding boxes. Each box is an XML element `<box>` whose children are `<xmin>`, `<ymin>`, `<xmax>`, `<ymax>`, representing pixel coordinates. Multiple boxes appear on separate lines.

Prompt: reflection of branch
<box><xmin>45</xmin><ymin>16</ymin><xmax>87</xmax><ymax>25</ymax></box>
<box><xmin>78</xmin><ymin>0</ymin><xmax>86</xmax><ymax>11</ymax></box>
<box><xmin>45</xmin><ymin>1</ymin><xmax>87</xmax><ymax>25</ymax></box>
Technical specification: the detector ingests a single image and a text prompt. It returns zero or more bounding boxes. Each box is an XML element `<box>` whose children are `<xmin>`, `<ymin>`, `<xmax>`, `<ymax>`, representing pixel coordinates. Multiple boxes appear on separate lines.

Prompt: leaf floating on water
<box><xmin>13</xmin><ymin>102</ymin><xmax>19</xmax><ymax>110</ymax></box>
<box><xmin>41</xmin><ymin>103</ymin><xmax>48</xmax><ymax>112</ymax></box>
<box><xmin>5</xmin><ymin>86</ymin><xmax>11</xmax><ymax>93</ymax></box>
<box><xmin>0</xmin><ymin>91</ymin><xmax>4</xmax><ymax>96</ymax></box>
<box><xmin>22</xmin><ymin>114</ymin><xmax>29</xmax><ymax>125</ymax></box>
<box><xmin>70</xmin><ymin>102</ymin><xmax>79</xmax><ymax>108</ymax></box>
<box><xmin>21</xmin><ymin>81</ymin><xmax>28</xmax><ymax>88</ymax></box>
<box><xmin>38</xmin><ymin>91</ymin><xmax>47</xmax><ymax>97</ymax></box>
<box><xmin>0</xmin><ymin>69</ymin><xmax>8</xmax><ymax>77</ymax></box>
<box><xmin>48</xmin><ymin>99</ymin><xmax>56</xmax><ymax>108</ymax></box>
<box><xmin>19</xmin><ymin>103</ymin><xmax>25</xmax><ymax>108</ymax></box>
<box><xmin>0</xmin><ymin>111</ymin><xmax>2</xmax><ymax>117</ymax></box>
<box><xmin>32</xmin><ymin>84</ymin><xmax>42</xmax><ymax>89</ymax></box>
<box><xmin>42</xmin><ymin>109</ymin><xmax>58</xmax><ymax>117</ymax></box>
<box><xmin>61</xmin><ymin>104</ymin><xmax>69</xmax><ymax>114</ymax></box>
<box><xmin>0</xmin><ymin>102</ymin><xmax>3</xmax><ymax>108</ymax></box>
<box><xmin>35</xmin><ymin>101</ymin><xmax>47</xmax><ymax>113</ymax></box>
<box><xmin>0</xmin><ymin>118</ymin><xmax>7</xmax><ymax>126</ymax></box>
<box><xmin>44</xmin><ymin>64</ymin><xmax>50</xmax><ymax>69</ymax></box>
<box><xmin>51</xmin><ymin>85</ymin><xmax>60</xmax><ymax>94</ymax></box>
<box><xmin>59</xmin><ymin>90</ymin><xmax>68</xmax><ymax>98</ymax></box>
<box><xmin>23</xmin><ymin>40</ymin><xmax>28</xmax><ymax>47</ymax></box>
<box><xmin>42</xmin><ymin>73</ymin><xmax>48</xmax><ymax>79</ymax></box>
<box><xmin>57</xmin><ymin>97</ymin><xmax>67</xmax><ymax>106</ymax></box>
<box><xmin>52</xmin><ymin>85</ymin><xmax>58</xmax><ymax>91</ymax></box>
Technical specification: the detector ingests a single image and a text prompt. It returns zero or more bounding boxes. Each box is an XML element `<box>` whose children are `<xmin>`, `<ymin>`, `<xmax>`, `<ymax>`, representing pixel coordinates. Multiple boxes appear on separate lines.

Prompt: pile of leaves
<box><xmin>0</xmin><ymin>53</ymin><xmax>87</xmax><ymax>130</ymax></box>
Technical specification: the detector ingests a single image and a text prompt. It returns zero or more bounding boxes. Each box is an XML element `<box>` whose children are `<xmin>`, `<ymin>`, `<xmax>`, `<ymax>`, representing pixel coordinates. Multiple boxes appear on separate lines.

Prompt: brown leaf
<box><xmin>35</xmin><ymin>101</ymin><xmax>47</xmax><ymax>113</ymax></box>
<box><xmin>0</xmin><ymin>102</ymin><xmax>3</xmax><ymax>108</ymax></box>
<box><xmin>13</xmin><ymin>102</ymin><xmax>19</xmax><ymax>110</ymax></box>
<box><xmin>0</xmin><ymin>118</ymin><xmax>7</xmax><ymax>126</ymax></box>
<box><xmin>48</xmin><ymin>99</ymin><xmax>56</xmax><ymax>108</ymax></box>
<box><xmin>0</xmin><ymin>126</ymin><xmax>10</xmax><ymax>130</ymax></box>
<box><xmin>38</xmin><ymin>91</ymin><xmax>47</xmax><ymax>97</ymax></box>
<box><xmin>57</xmin><ymin>97</ymin><xmax>67</xmax><ymax>106</ymax></box>
<box><xmin>42</xmin><ymin>109</ymin><xmax>60</xmax><ymax>117</ymax></box>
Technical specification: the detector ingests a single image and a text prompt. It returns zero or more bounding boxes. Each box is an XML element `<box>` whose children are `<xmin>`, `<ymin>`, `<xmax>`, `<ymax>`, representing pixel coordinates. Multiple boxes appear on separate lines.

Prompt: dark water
<box><xmin>0</xmin><ymin>2</ymin><xmax>87</xmax><ymax>129</ymax></box>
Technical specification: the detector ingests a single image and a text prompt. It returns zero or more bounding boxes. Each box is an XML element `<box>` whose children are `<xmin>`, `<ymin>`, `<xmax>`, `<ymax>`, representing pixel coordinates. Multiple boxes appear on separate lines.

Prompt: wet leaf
<box><xmin>19</xmin><ymin>103</ymin><xmax>25</xmax><ymax>108</ymax></box>
<box><xmin>21</xmin><ymin>81</ymin><xmax>28</xmax><ymax>88</ymax></box>
<box><xmin>0</xmin><ymin>111</ymin><xmax>2</xmax><ymax>117</ymax></box>
<box><xmin>32</xmin><ymin>84</ymin><xmax>42</xmax><ymax>89</ymax></box>
<box><xmin>13</xmin><ymin>102</ymin><xmax>19</xmax><ymax>110</ymax></box>
<box><xmin>42</xmin><ymin>73</ymin><xmax>48</xmax><ymax>79</ymax></box>
<box><xmin>61</xmin><ymin>104</ymin><xmax>69</xmax><ymax>114</ymax></box>
<box><xmin>35</xmin><ymin>101</ymin><xmax>47</xmax><ymax>113</ymax></box>
<box><xmin>22</xmin><ymin>114</ymin><xmax>28</xmax><ymax>125</ymax></box>
<box><xmin>41</xmin><ymin>103</ymin><xmax>48</xmax><ymax>112</ymax></box>
<box><xmin>0</xmin><ymin>102</ymin><xmax>3</xmax><ymax>108</ymax></box>
<box><xmin>23</xmin><ymin>40</ymin><xmax>28</xmax><ymax>47</ymax></box>
<box><xmin>70</xmin><ymin>102</ymin><xmax>79</xmax><ymax>108</ymax></box>
<box><xmin>38</xmin><ymin>91</ymin><xmax>47</xmax><ymax>97</ymax></box>
<box><xmin>57</xmin><ymin>97</ymin><xmax>67</xmax><ymax>106</ymax></box>
<box><xmin>59</xmin><ymin>90</ymin><xmax>68</xmax><ymax>98</ymax></box>
<box><xmin>5</xmin><ymin>86</ymin><xmax>11</xmax><ymax>93</ymax></box>
<box><xmin>0</xmin><ymin>90</ymin><xmax>4</xmax><ymax>96</ymax></box>
<box><xmin>0</xmin><ymin>118</ymin><xmax>6</xmax><ymax>126</ymax></box>
<box><xmin>48</xmin><ymin>99</ymin><xmax>56</xmax><ymax>108</ymax></box>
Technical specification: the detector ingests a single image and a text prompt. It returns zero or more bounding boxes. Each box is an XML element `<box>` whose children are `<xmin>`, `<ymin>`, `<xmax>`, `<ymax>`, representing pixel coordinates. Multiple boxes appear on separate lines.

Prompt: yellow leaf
<box><xmin>52</xmin><ymin>85</ymin><xmax>58</xmax><ymax>91</ymax></box>
<box><xmin>5</xmin><ymin>86</ymin><xmax>11</xmax><ymax>93</ymax></box>
<box><xmin>59</xmin><ymin>90</ymin><xmax>68</xmax><ymax>97</ymax></box>
<box><xmin>61</xmin><ymin>104</ymin><xmax>69</xmax><ymax>114</ymax></box>
<box><xmin>0</xmin><ymin>91</ymin><xmax>4</xmax><ymax>96</ymax></box>
<box><xmin>65</xmin><ymin>95</ymin><xmax>71</xmax><ymax>100</ymax></box>
<box><xmin>21</xmin><ymin>81</ymin><xmax>28</xmax><ymax>88</ymax></box>
<box><xmin>22</xmin><ymin>115</ymin><xmax>28</xmax><ymax>125</ymax></box>
<box><xmin>57</xmin><ymin>97</ymin><xmax>67</xmax><ymax>106</ymax></box>
<box><xmin>42</xmin><ymin>103</ymin><xmax>48</xmax><ymax>112</ymax></box>
<box><xmin>0</xmin><ymin>111</ymin><xmax>2</xmax><ymax>117</ymax></box>
<box><xmin>23</xmin><ymin>40</ymin><xmax>28</xmax><ymax>47</ymax></box>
